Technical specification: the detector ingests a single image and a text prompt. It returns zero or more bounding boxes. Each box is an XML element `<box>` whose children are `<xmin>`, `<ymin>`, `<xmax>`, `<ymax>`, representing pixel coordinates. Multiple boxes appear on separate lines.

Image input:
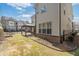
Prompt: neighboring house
<box><xmin>73</xmin><ymin>22</ymin><xmax>79</xmax><ymax>30</ymax></box>
<box><xmin>1</xmin><ymin>16</ymin><xmax>16</xmax><ymax>31</ymax></box>
<box><xmin>16</xmin><ymin>20</ymin><xmax>30</xmax><ymax>31</ymax></box>
<box><xmin>33</xmin><ymin>3</ymin><xmax>73</xmax><ymax>43</ymax></box>
<box><xmin>21</xmin><ymin>24</ymin><xmax>35</xmax><ymax>35</ymax></box>
<box><xmin>16</xmin><ymin>21</ymin><xmax>24</xmax><ymax>31</ymax></box>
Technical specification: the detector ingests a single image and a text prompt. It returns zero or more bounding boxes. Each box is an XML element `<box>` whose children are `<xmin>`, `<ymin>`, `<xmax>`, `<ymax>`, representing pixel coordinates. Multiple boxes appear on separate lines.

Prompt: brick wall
<box><xmin>74</xmin><ymin>36</ymin><xmax>79</xmax><ymax>47</ymax></box>
<box><xmin>35</xmin><ymin>34</ymin><xmax>60</xmax><ymax>43</ymax></box>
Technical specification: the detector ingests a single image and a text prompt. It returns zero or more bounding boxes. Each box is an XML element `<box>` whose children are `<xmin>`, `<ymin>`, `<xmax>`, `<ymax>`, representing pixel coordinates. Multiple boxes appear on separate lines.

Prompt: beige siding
<box><xmin>36</xmin><ymin>3</ymin><xmax>59</xmax><ymax>36</ymax></box>
<box><xmin>34</xmin><ymin>3</ymin><xmax>72</xmax><ymax>36</ymax></box>
<box><xmin>61</xmin><ymin>3</ymin><xmax>72</xmax><ymax>35</ymax></box>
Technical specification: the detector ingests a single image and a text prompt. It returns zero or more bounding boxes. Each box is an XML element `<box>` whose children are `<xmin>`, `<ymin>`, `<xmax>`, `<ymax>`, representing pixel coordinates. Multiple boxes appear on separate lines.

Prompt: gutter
<box><xmin>35</xmin><ymin>7</ymin><xmax>37</xmax><ymax>34</ymax></box>
<box><xmin>34</xmin><ymin>4</ymin><xmax>38</xmax><ymax>34</ymax></box>
<box><xmin>59</xmin><ymin>3</ymin><xmax>62</xmax><ymax>43</ymax></box>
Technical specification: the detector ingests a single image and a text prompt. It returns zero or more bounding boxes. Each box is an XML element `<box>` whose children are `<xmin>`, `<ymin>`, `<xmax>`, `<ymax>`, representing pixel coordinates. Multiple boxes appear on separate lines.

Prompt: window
<box><xmin>38</xmin><ymin>22</ymin><xmax>52</xmax><ymax>35</ymax></box>
<box><xmin>64</xmin><ymin>10</ymin><xmax>66</xmax><ymax>15</ymax></box>
<box><xmin>42</xmin><ymin>23</ymin><xmax>46</xmax><ymax>34</ymax></box>
<box><xmin>41</xmin><ymin>5</ymin><xmax>47</xmax><ymax>13</ymax></box>
<box><xmin>36</xmin><ymin>8</ymin><xmax>39</xmax><ymax>14</ymax></box>
<box><xmin>47</xmin><ymin>22</ymin><xmax>52</xmax><ymax>34</ymax></box>
<box><xmin>39</xmin><ymin>24</ymin><xmax>41</xmax><ymax>33</ymax></box>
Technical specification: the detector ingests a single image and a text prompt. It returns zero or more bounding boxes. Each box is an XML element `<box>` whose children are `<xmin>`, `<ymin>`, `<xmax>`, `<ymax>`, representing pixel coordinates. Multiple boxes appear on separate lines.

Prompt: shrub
<box><xmin>0</xmin><ymin>28</ymin><xmax>4</xmax><ymax>37</ymax></box>
<box><xmin>73</xmin><ymin>49</ymin><xmax>79</xmax><ymax>56</ymax></box>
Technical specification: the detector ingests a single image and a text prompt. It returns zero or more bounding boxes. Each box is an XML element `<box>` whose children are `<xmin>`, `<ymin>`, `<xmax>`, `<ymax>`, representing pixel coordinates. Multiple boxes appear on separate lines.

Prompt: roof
<box><xmin>22</xmin><ymin>24</ymin><xmax>35</xmax><ymax>27</ymax></box>
<box><xmin>1</xmin><ymin>16</ymin><xmax>16</xmax><ymax>22</ymax></box>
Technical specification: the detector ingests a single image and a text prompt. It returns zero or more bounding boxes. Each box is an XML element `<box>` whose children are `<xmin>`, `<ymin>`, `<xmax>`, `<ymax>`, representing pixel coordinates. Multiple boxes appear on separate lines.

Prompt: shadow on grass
<box><xmin>31</xmin><ymin>38</ymin><xmax>64</xmax><ymax>52</ymax></box>
<box><xmin>30</xmin><ymin>36</ymin><xmax>78</xmax><ymax>52</ymax></box>
<box><xmin>21</xmin><ymin>34</ymin><xmax>79</xmax><ymax>56</ymax></box>
<box><xmin>31</xmin><ymin>38</ymin><xmax>79</xmax><ymax>56</ymax></box>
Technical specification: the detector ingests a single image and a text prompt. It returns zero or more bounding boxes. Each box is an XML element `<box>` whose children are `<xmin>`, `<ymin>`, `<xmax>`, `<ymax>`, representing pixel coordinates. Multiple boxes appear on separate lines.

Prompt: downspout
<box><xmin>72</xmin><ymin>4</ymin><xmax>74</xmax><ymax>32</ymax></box>
<box><xmin>35</xmin><ymin>7</ymin><xmax>37</xmax><ymax>34</ymax></box>
<box><xmin>59</xmin><ymin>3</ymin><xmax>62</xmax><ymax>43</ymax></box>
<box><xmin>34</xmin><ymin>4</ymin><xmax>38</xmax><ymax>34</ymax></box>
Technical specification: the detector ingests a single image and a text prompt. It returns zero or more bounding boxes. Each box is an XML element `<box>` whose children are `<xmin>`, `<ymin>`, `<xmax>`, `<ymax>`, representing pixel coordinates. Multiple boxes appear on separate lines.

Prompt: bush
<box><xmin>0</xmin><ymin>28</ymin><xmax>4</xmax><ymax>37</ymax></box>
<box><xmin>73</xmin><ymin>49</ymin><xmax>79</xmax><ymax>56</ymax></box>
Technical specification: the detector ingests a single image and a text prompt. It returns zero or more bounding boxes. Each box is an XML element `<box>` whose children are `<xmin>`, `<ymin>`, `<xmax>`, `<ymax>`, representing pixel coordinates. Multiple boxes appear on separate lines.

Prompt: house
<box><xmin>16</xmin><ymin>20</ymin><xmax>30</xmax><ymax>31</ymax></box>
<box><xmin>16</xmin><ymin>21</ymin><xmax>24</xmax><ymax>31</ymax></box>
<box><xmin>21</xmin><ymin>24</ymin><xmax>35</xmax><ymax>36</ymax></box>
<box><xmin>1</xmin><ymin>16</ymin><xmax>16</xmax><ymax>32</ymax></box>
<box><xmin>33</xmin><ymin>3</ymin><xmax>73</xmax><ymax>43</ymax></box>
<box><xmin>72</xmin><ymin>22</ymin><xmax>79</xmax><ymax>30</ymax></box>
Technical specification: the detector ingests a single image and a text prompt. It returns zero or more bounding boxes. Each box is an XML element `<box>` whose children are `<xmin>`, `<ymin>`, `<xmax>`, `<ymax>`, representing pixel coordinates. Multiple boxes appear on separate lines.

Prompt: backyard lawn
<box><xmin>0</xmin><ymin>33</ymin><xmax>73</xmax><ymax>56</ymax></box>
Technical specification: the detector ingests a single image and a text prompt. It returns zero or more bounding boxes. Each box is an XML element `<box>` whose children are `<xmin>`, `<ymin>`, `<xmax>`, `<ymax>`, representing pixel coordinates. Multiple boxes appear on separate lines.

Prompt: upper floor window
<box><xmin>35</xmin><ymin>8</ymin><xmax>39</xmax><ymax>14</ymax></box>
<box><xmin>64</xmin><ymin>10</ymin><xmax>66</xmax><ymax>15</ymax></box>
<box><xmin>41</xmin><ymin>5</ymin><xmax>47</xmax><ymax>13</ymax></box>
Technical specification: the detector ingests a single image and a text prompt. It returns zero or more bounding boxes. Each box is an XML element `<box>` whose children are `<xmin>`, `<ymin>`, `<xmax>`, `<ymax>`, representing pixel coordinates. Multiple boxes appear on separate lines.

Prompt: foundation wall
<box><xmin>74</xmin><ymin>36</ymin><xmax>79</xmax><ymax>47</ymax></box>
<box><xmin>35</xmin><ymin>34</ymin><xmax>61</xmax><ymax>43</ymax></box>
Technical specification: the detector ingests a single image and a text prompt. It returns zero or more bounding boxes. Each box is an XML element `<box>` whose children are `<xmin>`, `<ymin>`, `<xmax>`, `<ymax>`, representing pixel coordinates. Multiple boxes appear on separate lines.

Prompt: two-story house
<box><xmin>1</xmin><ymin>16</ymin><xmax>16</xmax><ymax>31</ymax></box>
<box><xmin>33</xmin><ymin>3</ymin><xmax>73</xmax><ymax>43</ymax></box>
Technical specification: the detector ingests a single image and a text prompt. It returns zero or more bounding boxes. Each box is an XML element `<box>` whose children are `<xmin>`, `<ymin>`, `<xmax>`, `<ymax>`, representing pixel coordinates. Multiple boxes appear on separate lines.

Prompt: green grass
<box><xmin>0</xmin><ymin>33</ymin><xmax>73</xmax><ymax>56</ymax></box>
<box><xmin>70</xmin><ymin>48</ymin><xmax>79</xmax><ymax>56</ymax></box>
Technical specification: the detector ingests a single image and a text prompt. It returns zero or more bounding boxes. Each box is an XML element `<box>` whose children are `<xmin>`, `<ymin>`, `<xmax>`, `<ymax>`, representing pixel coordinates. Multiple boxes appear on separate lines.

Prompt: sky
<box><xmin>0</xmin><ymin>3</ymin><xmax>79</xmax><ymax>23</ymax></box>
<box><xmin>73</xmin><ymin>3</ymin><xmax>79</xmax><ymax>22</ymax></box>
<box><xmin>0</xmin><ymin>3</ymin><xmax>35</xmax><ymax>23</ymax></box>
